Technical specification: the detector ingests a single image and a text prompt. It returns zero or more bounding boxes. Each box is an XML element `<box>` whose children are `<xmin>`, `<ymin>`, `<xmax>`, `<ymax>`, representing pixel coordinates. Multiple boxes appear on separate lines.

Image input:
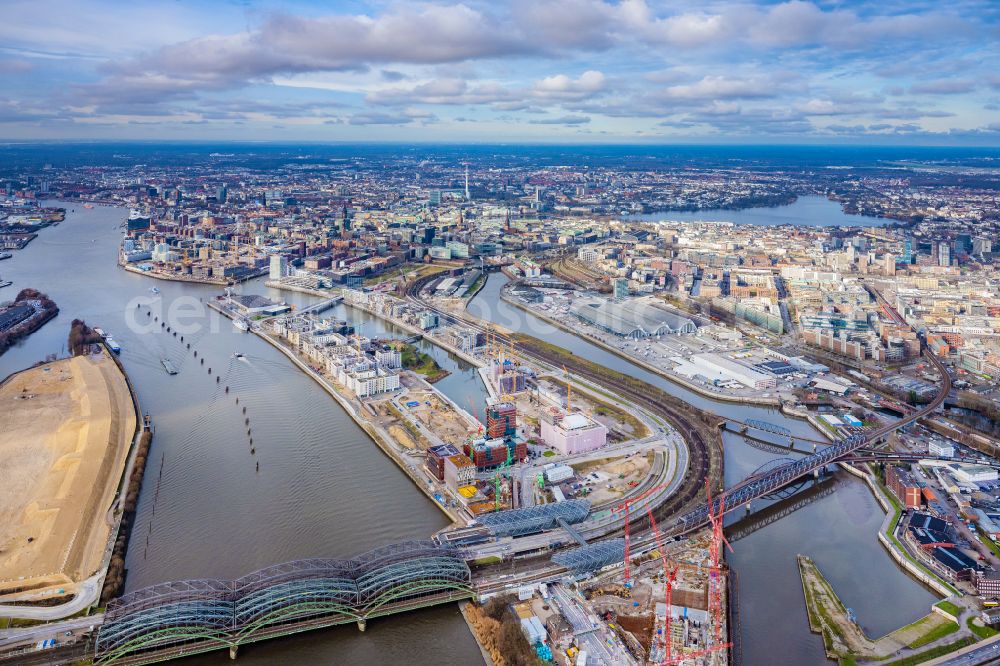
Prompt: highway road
<box><xmin>0</xmin><ymin>614</ymin><xmax>102</xmax><ymax>649</ymax></box>
<box><xmin>929</xmin><ymin>634</ymin><xmax>1000</xmax><ymax>665</ymax></box>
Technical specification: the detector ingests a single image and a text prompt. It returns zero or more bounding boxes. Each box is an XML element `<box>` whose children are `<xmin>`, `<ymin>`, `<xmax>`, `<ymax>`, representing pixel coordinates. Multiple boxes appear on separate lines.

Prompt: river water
<box><xmin>0</xmin><ymin>203</ymin><xmax>484</xmax><ymax>665</ymax></box>
<box><xmin>468</xmin><ymin>275</ymin><xmax>938</xmax><ymax>665</ymax></box>
<box><xmin>624</xmin><ymin>195</ymin><xmax>888</xmax><ymax>227</ymax></box>
<box><xmin>1</xmin><ymin>201</ymin><xmax>937</xmax><ymax>665</ymax></box>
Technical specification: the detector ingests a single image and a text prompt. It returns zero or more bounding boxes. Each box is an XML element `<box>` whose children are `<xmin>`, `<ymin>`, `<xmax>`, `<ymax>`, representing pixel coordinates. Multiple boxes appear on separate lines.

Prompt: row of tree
<box><xmin>100</xmin><ymin>429</ymin><xmax>153</xmax><ymax>604</ymax></box>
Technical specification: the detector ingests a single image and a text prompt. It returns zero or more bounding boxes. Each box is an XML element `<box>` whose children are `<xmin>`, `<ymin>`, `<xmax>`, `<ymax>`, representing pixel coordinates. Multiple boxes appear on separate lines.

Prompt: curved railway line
<box><xmin>404</xmin><ymin>272</ymin><xmax>724</xmax><ymax>527</ymax></box>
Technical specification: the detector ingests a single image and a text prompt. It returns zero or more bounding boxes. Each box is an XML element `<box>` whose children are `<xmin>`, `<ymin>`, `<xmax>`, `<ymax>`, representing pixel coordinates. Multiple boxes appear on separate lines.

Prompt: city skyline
<box><xmin>1</xmin><ymin>0</ymin><xmax>999</xmax><ymax>144</ymax></box>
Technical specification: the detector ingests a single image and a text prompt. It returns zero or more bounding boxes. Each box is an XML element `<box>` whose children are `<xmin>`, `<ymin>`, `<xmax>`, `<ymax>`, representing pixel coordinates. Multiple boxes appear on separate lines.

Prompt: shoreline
<box><xmin>120</xmin><ymin>261</ymin><xmax>266</xmax><ymax>286</ymax></box>
<box><xmin>497</xmin><ymin>287</ymin><xmax>787</xmax><ymax>408</ymax></box>
<box><xmin>0</xmin><ymin>346</ymin><xmax>142</xmax><ymax>620</ymax></box>
<box><xmin>206</xmin><ymin>300</ymin><xmax>465</xmax><ymax>528</ymax></box>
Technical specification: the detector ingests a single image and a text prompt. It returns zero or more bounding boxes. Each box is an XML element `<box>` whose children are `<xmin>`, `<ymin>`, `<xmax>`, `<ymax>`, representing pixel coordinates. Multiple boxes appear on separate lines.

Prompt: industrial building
<box><xmin>886</xmin><ymin>465</ymin><xmax>922</xmax><ymax>509</ymax></box>
<box><xmin>678</xmin><ymin>353</ymin><xmax>777</xmax><ymax>390</ymax></box>
<box><xmin>569</xmin><ymin>297</ymin><xmax>696</xmax><ymax>339</ymax></box>
<box><xmin>540</xmin><ymin>409</ymin><xmax>608</xmax><ymax>455</ymax></box>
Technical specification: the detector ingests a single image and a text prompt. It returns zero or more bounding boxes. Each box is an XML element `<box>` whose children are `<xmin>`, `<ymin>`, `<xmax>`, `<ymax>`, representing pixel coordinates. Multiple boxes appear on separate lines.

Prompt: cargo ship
<box><xmin>104</xmin><ymin>336</ymin><xmax>121</xmax><ymax>354</ymax></box>
<box><xmin>233</xmin><ymin>317</ymin><xmax>250</xmax><ymax>332</ymax></box>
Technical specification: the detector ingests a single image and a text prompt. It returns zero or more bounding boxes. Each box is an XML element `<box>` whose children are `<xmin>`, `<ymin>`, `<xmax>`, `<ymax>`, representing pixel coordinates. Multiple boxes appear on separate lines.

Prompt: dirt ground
<box><xmin>0</xmin><ymin>351</ymin><xmax>136</xmax><ymax>596</ymax></box>
<box><xmin>571</xmin><ymin>453</ymin><xmax>653</xmax><ymax>504</ymax></box>
<box><xmin>403</xmin><ymin>386</ymin><xmax>479</xmax><ymax>445</ymax></box>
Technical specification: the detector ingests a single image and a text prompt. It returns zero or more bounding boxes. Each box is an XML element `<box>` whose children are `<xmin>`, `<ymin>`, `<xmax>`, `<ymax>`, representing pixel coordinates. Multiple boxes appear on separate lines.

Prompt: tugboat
<box><xmin>149</xmin><ymin>287</ymin><xmax>160</xmax><ymax>294</ymax></box>
<box><xmin>161</xmin><ymin>359</ymin><xmax>178</xmax><ymax>375</ymax></box>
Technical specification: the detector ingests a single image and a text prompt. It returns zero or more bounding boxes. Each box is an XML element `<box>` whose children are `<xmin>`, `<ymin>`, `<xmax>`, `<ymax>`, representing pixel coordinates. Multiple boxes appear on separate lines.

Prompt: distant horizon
<box><xmin>1</xmin><ymin>1</ymin><xmax>998</xmax><ymax>144</ymax></box>
<box><xmin>2</xmin><ymin>139</ymin><xmax>999</xmax><ymax>150</ymax></box>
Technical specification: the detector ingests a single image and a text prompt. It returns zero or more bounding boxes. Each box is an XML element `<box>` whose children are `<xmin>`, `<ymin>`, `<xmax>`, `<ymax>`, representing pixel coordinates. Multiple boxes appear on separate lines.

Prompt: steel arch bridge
<box><xmin>95</xmin><ymin>541</ymin><xmax>474</xmax><ymax>665</ymax></box>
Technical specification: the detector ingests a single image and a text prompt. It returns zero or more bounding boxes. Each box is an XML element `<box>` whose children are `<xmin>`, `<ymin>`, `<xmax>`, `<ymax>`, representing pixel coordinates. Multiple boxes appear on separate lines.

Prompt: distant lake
<box><xmin>624</xmin><ymin>195</ymin><xmax>888</xmax><ymax>227</ymax></box>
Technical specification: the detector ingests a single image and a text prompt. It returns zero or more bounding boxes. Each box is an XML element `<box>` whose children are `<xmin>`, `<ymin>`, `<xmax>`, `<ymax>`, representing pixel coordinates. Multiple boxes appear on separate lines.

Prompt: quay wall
<box><xmin>206</xmin><ymin>300</ymin><xmax>464</xmax><ymax>527</ymax></box>
<box><xmin>497</xmin><ymin>289</ymin><xmax>783</xmax><ymax>408</ymax></box>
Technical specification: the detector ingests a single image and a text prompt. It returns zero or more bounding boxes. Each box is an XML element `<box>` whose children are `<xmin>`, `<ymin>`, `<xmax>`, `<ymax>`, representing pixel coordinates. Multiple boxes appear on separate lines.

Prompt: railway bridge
<box><xmin>671</xmin><ymin>288</ymin><xmax>951</xmax><ymax>536</ymax></box>
<box><xmin>93</xmin><ymin>541</ymin><xmax>473</xmax><ymax>666</ymax></box>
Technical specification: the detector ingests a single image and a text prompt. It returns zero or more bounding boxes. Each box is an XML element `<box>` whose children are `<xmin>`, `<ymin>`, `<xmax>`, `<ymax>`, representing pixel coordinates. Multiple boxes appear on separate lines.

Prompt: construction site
<box><xmin>470</xmin><ymin>486</ymin><xmax>732</xmax><ymax>666</ymax></box>
<box><xmin>0</xmin><ymin>349</ymin><xmax>136</xmax><ymax>606</ymax></box>
<box><xmin>584</xmin><ymin>530</ymin><xmax>724</xmax><ymax>665</ymax></box>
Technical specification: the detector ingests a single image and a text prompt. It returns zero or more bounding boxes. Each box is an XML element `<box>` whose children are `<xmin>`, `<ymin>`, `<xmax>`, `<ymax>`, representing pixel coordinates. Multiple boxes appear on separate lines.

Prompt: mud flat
<box><xmin>0</xmin><ymin>350</ymin><xmax>136</xmax><ymax>602</ymax></box>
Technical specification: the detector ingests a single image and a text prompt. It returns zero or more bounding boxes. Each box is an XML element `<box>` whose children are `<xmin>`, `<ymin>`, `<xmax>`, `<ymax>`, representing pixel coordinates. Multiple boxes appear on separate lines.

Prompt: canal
<box><xmin>0</xmin><ymin>203</ymin><xmax>484</xmax><ymax>665</ymax></box>
<box><xmin>468</xmin><ymin>273</ymin><xmax>939</xmax><ymax>665</ymax></box>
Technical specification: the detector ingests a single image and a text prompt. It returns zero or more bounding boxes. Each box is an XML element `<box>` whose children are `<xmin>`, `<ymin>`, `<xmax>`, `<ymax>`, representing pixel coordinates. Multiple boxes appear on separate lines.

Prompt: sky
<box><xmin>0</xmin><ymin>0</ymin><xmax>999</xmax><ymax>144</ymax></box>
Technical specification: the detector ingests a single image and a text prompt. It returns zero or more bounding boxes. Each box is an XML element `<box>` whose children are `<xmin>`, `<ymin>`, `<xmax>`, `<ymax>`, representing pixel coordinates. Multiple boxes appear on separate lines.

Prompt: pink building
<box><xmin>540</xmin><ymin>412</ymin><xmax>608</xmax><ymax>455</ymax></box>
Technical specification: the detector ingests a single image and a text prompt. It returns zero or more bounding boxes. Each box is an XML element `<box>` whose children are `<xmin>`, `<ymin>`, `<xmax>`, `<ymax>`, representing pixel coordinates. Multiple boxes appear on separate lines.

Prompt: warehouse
<box><xmin>569</xmin><ymin>297</ymin><xmax>696</xmax><ymax>339</ymax></box>
<box><xmin>686</xmin><ymin>353</ymin><xmax>777</xmax><ymax>390</ymax></box>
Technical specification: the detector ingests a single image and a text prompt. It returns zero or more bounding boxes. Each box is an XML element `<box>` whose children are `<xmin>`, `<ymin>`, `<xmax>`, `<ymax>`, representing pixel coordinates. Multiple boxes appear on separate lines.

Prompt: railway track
<box><xmin>405</xmin><ymin>272</ymin><xmax>723</xmax><ymax>526</ymax></box>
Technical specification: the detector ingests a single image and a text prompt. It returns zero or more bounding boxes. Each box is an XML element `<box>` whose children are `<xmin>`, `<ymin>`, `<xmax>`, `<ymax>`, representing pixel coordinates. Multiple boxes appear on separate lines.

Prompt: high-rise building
<box><xmin>884</xmin><ymin>253</ymin><xmax>896</xmax><ymax>275</ymax></box>
<box><xmin>938</xmin><ymin>241</ymin><xmax>951</xmax><ymax>267</ymax></box>
<box><xmin>269</xmin><ymin>254</ymin><xmax>288</xmax><ymax>280</ymax></box>
<box><xmin>613</xmin><ymin>277</ymin><xmax>629</xmax><ymax>302</ymax></box>
<box><xmin>902</xmin><ymin>236</ymin><xmax>913</xmax><ymax>264</ymax></box>
<box><xmin>955</xmin><ymin>233</ymin><xmax>972</xmax><ymax>255</ymax></box>
<box><xmin>973</xmin><ymin>237</ymin><xmax>993</xmax><ymax>256</ymax></box>
<box><xmin>216</xmin><ymin>184</ymin><xmax>227</xmax><ymax>203</ymax></box>
<box><xmin>486</xmin><ymin>401</ymin><xmax>517</xmax><ymax>441</ymax></box>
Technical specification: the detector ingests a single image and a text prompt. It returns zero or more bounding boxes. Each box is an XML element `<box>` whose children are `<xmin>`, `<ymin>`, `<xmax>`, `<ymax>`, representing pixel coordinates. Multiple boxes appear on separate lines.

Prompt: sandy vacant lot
<box><xmin>0</xmin><ymin>351</ymin><xmax>135</xmax><ymax>596</ymax></box>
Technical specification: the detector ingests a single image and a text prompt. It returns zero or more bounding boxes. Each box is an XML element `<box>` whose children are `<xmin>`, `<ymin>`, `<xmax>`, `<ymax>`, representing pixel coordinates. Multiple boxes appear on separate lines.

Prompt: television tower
<box><xmin>464</xmin><ymin>164</ymin><xmax>470</xmax><ymax>201</ymax></box>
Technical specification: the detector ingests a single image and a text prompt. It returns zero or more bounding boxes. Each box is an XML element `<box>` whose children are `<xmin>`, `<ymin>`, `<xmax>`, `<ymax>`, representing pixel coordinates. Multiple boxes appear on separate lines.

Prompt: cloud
<box><xmin>659</xmin><ymin>75</ymin><xmax>783</xmax><ymax>101</ymax></box>
<box><xmin>909</xmin><ymin>80</ymin><xmax>977</xmax><ymax>95</ymax></box>
<box><xmin>347</xmin><ymin>109</ymin><xmax>436</xmax><ymax>125</ymax></box>
<box><xmin>0</xmin><ymin>58</ymin><xmax>33</xmax><ymax>73</ymax></box>
<box><xmin>93</xmin><ymin>4</ymin><xmax>532</xmax><ymax>101</ymax></box>
<box><xmin>532</xmin><ymin>71</ymin><xmax>606</xmax><ymax>100</ymax></box>
<box><xmin>528</xmin><ymin>115</ymin><xmax>591</xmax><ymax>125</ymax></box>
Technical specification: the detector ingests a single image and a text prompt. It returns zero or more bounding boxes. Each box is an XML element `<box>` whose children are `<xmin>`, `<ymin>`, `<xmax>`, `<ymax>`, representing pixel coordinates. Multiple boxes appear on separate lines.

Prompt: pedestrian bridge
<box><xmin>95</xmin><ymin>541</ymin><xmax>473</xmax><ymax>665</ymax></box>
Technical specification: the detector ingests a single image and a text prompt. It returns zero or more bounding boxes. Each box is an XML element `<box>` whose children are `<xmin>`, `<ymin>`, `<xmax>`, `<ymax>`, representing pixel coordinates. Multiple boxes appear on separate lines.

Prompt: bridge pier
<box><xmin>229</xmin><ymin>646</ymin><xmax>238</xmax><ymax>660</ymax></box>
<box><xmin>357</xmin><ymin>619</ymin><xmax>366</xmax><ymax>632</ymax></box>
<box><xmin>812</xmin><ymin>443</ymin><xmax>817</xmax><ymax>453</ymax></box>
<box><xmin>745</xmin><ymin>501</ymin><xmax>752</xmax><ymax>515</ymax></box>
<box><xmin>789</xmin><ymin>438</ymin><xmax>795</xmax><ymax>450</ymax></box>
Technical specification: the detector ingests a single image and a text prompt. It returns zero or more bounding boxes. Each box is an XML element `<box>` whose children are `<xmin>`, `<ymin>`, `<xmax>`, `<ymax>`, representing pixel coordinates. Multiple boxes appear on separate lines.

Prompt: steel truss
<box><xmin>477</xmin><ymin>498</ymin><xmax>591</xmax><ymax>538</ymax></box>
<box><xmin>95</xmin><ymin>541</ymin><xmax>472</xmax><ymax>664</ymax></box>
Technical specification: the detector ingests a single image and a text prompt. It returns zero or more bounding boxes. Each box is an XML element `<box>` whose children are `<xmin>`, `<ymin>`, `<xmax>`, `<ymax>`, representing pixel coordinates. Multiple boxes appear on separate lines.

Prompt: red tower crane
<box><xmin>705</xmin><ymin>480</ymin><xmax>733</xmax><ymax>650</ymax></box>
<box><xmin>645</xmin><ymin>506</ymin><xmax>731</xmax><ymax>666</ymax></box>
<box><xmin>614</xmin><ymin>484</ymin><xmax>668</xmax><ymax>587</ymax></box>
